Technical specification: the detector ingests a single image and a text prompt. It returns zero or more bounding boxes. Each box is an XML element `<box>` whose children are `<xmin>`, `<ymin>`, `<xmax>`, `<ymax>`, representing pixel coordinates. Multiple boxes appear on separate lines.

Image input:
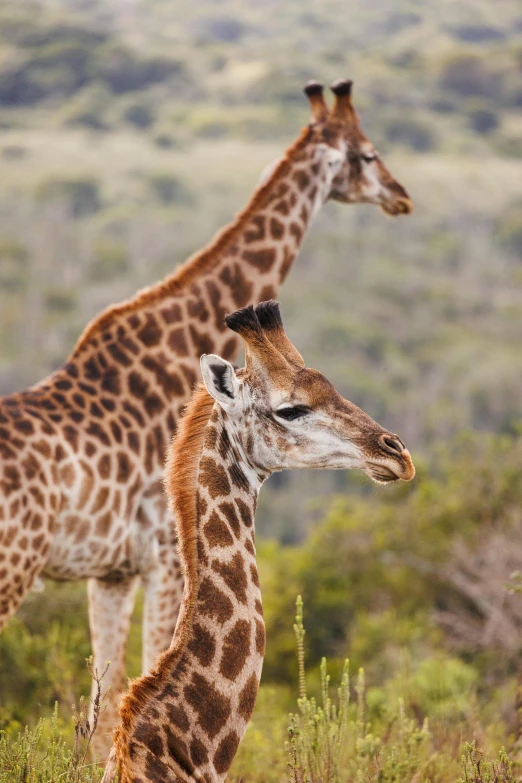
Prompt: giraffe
<box><xmin>102</xmin><ymin>300</ymin><xmax>415</xmax><ymax>783</ymax></box>
<box><xmin>0</xmin><ymin>78</ymin><xmax>413</xmax><ymax>758</ymax></box>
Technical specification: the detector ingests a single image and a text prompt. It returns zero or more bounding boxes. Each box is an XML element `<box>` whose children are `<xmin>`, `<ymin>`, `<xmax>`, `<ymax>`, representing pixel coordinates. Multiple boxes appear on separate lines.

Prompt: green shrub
<box><xmin>123</xmin><ymin>102</ymin><xmax>155</xmax><ymax>129</ymax></box>
<box><xmin>457</xmin><ymin>743</ymin><xmax>516</xmax><ymax>783</ymax></box>
<box><xmin>438</xmin><ymin>55</ymin><xmax>500</xmax><ymax>100</ymax></box>
<box><xmin>286</xmin><ymin>597</ymin><xmax>436</xmax><ymax>783</ymax></box>
<box><xmin>94</xmin><ymin>44</ymin><xmax>184</xmax><ymax>94</ymax></box>
<box><xmin>467</xmin><ymin>105</ymin><xmax>499</xmax><ymax>134</ymax></box>
<box><xmin>36</xmin><ymin>178</ymin><xmax>102</xmax><ymax>218</ymax></box>
<box><xmin>88</xmin><ymin>241</ymin><xmax>129</xmax><ymax>282</ymax></box>
<box><xmin>495</xmin><ymin>207</ymin><xmax>522</xmax><ymax>258</ymax></box>
<box><xmin>0</xmin><ymin>240</ymin><xmax>28</xmax><ymax>293</ymax></box>
<box><xmin>148</xmin><ymin>173</ymin><xmax>192</xmax><ymax>205</ymax></box>
<box><xmin>284</xmin><ymin>597</ymin><xmax>517</xmax><ymax>783</ymax></box>
<box><xmin>384</xmin><ymin>117</ymin><xmax>436</xmax><ymax>151</ymax></box>
<box><xmin>287</xmin><ymin>596</ymin><xmax>351</xmax><ymax>783</ymax></box>
<box><xmin>0</xmin><ymin>659</ymin><xmax>108</xmax><ymax>783</ymax></box>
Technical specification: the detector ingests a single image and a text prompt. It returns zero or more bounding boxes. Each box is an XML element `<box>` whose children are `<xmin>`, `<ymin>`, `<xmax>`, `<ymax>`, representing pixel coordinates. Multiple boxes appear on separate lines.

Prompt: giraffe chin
<box><xmin>364</xmin><ymin>463</ymin><xmax>401</xmax><ymax>484</ymax></box>
<box><xmin>380</xmin><ymin>197</ymin><xmax>413</xmax><ymax>217</ymax></box>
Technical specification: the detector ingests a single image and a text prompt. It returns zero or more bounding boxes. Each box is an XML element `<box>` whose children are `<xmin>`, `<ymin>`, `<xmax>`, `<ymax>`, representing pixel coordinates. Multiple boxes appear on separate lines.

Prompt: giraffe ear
<box><xmin>200</xmin><ymin>354</ymin><xmax>240</xmax><ymax>410</ymax></box>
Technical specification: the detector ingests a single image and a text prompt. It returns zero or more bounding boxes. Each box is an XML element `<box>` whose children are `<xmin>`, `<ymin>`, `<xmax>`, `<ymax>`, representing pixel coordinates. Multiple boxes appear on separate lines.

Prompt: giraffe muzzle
<box><xmin>365</xmin><ymin>433</ymin><xmax>415</xmax><ymax>483</ymax></box>
<box><xmin>381</xmin><ymin>195</ymin><xmax>413</xmax><ymax>217</ymax></box>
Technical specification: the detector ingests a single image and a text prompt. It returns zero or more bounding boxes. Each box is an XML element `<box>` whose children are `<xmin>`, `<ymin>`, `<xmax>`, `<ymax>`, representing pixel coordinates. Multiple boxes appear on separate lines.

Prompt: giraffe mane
<box><xmin>114</xmin><ymin>383</ymin><xmax>215</xmax><ymax>763</ymax></box>
<box><xmin>70</xmin><ymin>126</ymin><xmax>313</xmax><ymax>357</ymax></box>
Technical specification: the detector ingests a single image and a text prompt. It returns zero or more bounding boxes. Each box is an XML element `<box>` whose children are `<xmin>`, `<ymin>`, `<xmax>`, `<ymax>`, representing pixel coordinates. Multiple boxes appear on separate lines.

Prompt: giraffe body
<box><xmin>105</xmin><ymin>301</ymin><xmax>415</xmax><ymax>783</ymax></box>
<box><xmin>0</xmin><ymin>80</ymin><xmax>412</xmax><ymax>757</ymax></box>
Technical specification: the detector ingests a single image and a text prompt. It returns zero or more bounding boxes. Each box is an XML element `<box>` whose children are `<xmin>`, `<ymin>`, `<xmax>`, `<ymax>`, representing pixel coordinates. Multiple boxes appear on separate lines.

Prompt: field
<box><xmin>1</xmin><ymin>0</ymin><xmax>522</xmax><ymax>779</ymax></box>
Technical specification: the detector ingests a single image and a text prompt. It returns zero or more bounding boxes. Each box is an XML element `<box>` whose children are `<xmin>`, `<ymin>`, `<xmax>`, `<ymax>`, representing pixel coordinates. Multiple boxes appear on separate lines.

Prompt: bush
<box><xmin>286</xmin><ymin>596</ymin><xmax>352</xmax><ymax>783</ymax></box>
<box><xmin>123</xmin><ymin>102</ymin><xmax>155</xmax><ymax>129</ymax></box>
<box><xmin>153</xmin><ymin>133</ymin><xmax>176</xmax><ymax>149</ymax></box>
<box><xmin>449</xmin><ymin>25</ymin><xmax>506</xmax><ymax>43</ymax></box>
<box><xmin>36</xmin><ymin>178</ymin><xmax>102</xmax><ymax>218</ymax></box>
<box><xmin>0</xmin><ymin>240</ymin><xmax>28</xmax><ymax>293</ymax></box>
<box><xmin>148</xmin><ymin>173</ymin><xmax>192</xmax><ymax>205</ymax></box>
<box><xmin>457</xmin><ymin>743</ymin><xmax>516</xmax><ymax>783</ymax></box>
<box><xmin>439</xmin><ymin>54</ymin><xmax>500</xmax><ymax>99</ymax></box>
<box><xmin>467</xmin><ymin>105</ymin><xmax>499</xmax><ymax>134</ymax></box>
<box><xmin>495</xmin><ymin>207</ymin><xmax>522</xmax><ymax>258</ymax></box>
<box><xmin>0</xmin><ymin>660</ymin><xmax>108</xmax><ymax>783</ymax></box>
<box><xmin>384</xmin><ymin>117</ymin><xmax>436</xmax><ymax>151</ymax></box>
<box><xmin>0</xmin><ymin>58</ymin><xmax>47</xmax><ymax>106</ymax></box>
<box><xmin>282</xmin><ymin>597</ymin><xmax>515</xmax><ymax>783</ymax></box>
<box><xmin>88</xmin><ymin>241</ymin><xmax>129</xmax><ymax>282</ymax></box>
<box><xmin>94</xmin><ymin>45</ymin><xmax>184</xmax><ymax>94</ymax></box>
<box><xmin>190</xmin><ymin>15</ymin><xmax>249</xmax><ymax>43</ymax></box>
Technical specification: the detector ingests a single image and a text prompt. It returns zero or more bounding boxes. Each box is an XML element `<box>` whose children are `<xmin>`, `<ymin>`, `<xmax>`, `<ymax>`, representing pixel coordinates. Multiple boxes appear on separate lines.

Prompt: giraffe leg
<box><xmin>0</xmin><ymin>506</ymin><xmax>55</xmax><ymax>631</ymax></box>
<box><xmin>87</xmin><ymin>576</ymin><xmax>139</xmax><ymax>763</ymax></box>
<box><xmin>141</xmin><ymin>538</ymin><xmax>184</xmax><ymax>671</ymax></box>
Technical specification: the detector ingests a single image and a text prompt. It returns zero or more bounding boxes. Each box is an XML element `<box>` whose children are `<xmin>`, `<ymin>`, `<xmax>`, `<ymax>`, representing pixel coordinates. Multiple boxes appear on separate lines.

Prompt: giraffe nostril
<box><xmin>379</xmin><ymin>434</ymin><xmax>405</xmax><ymax>457</ymax></box>
<box><xmin>396</xmin><ymin>197</ymin><xmax>413</xmax><ymax>215</ymax></box>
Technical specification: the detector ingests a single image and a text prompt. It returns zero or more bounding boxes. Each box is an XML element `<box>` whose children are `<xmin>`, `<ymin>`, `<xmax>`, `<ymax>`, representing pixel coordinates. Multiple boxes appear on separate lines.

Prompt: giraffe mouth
<box><xmin>365</xmin><ymin>463</ymin><xmax>401</xmax><ymax>484</ymax></box>
<box><xmin>380</xmin><ymin>197</ymin><xmax>413</xmax><ymax>217</ymax></box>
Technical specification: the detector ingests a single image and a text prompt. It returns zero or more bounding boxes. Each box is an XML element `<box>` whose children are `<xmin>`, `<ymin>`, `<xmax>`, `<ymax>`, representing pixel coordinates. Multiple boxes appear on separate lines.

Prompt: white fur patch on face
<box><xmin>310</xmin><ymin>143</ymin><xmax>345</xmax><ymax>217</ymax></box>
<box><xmin>362</xmin><ymin>163</ymin><xmax>383</xmax><ymax>200</ymax></box>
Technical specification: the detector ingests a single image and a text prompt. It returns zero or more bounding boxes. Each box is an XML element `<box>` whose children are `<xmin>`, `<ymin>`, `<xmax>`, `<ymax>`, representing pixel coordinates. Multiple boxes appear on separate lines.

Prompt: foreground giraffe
<box><xmin>0</xmin><ymin>79</ymin><xmax>412</xmax><ymax>756</ymax></box>
<box><xmin>102</xmin><ymin>301</ymin><xmax>415</xmax><ymax>782</ymax></box>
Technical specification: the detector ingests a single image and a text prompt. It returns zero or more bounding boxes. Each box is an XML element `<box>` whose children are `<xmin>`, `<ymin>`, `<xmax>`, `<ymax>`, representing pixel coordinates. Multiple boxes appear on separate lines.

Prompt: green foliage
<box><xmin>88</xmin><ymin>241</ymin><xmax>129</xmax><ymax>282</ymax></box>
<box><xmin>0</xmin><ymin>658</ymin><xmax>110</xmax><ymax>783</ymax></box>
<box><xmin>287</xmin><ymin>596</ymin><xmax>350</xmax><ymax>783</ymax></box>
<box><xmin>282</xmin><ymin>596</ymin><xmax>496</xmax><ymax>783</ymax></box>
<box><xmin>0</xmin><ymin>583</ymin><xmax>143</xmax><ymax>731</ymax></box>
<box><xmin>0</xmin><ymin>239</ymin><xmax>29</xmax><ymax>293</ymax></box>
<box><xmin>36</xmin><ymin>178</ymin><xmax>102</xmax><ymax>218</ymax></box>
<box><xmin>495</xmin><ymin>206</ymin><xmax>522</xmax><ymax>258</ymax></box>
<box><xmin>123</xmin><ymin>102</ymin><xmax>155</xmax><ymax>129</ymax></box>
<box><xmin>147</xmin><ymin>173</ymin><xmax>192</xmax><ymax>205</ymax></box>
<box><xmin>438</xmin><ymin>54</ymin><xmax>500</xmax><ymax>100</ymax></box>
<box><xmin>0</xmin><ymin>711</ymin><xmax>100</xmax><ymax>783</ymax></box>
<box><xmin>384</xmin><ymin>116</ymin><xmax>437</xmax><ymax>151</ymax></box>
<box><xmin>466</xmin><ymin>104</ymin><xmax>499</xmax><ymax>134</ymax></box>
<box><xmin>260</xmin><ymin>432</ymin><xmax>522</xmax><ymax>688</ymax></box>
<box><xmin>457</xmin><ymin>743</ymin><xmax>516</xmax><ymax>783</ymax></box>
<box><xmin>228</xmin><ymin>685</ymin><xmax>288</xmax><ymax>783</ymax></box>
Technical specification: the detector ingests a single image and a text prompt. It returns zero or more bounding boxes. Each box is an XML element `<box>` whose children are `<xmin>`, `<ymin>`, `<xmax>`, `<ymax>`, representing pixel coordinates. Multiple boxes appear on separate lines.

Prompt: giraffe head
<box><xmin>200</xmin><ymin>302</ymin><xmax>414</xmax><ymax>484</ymax></box>
<box><xmin>303</xmin><ymin>79</ymin><xmax>413</xmax><ymax>216</ymax></box>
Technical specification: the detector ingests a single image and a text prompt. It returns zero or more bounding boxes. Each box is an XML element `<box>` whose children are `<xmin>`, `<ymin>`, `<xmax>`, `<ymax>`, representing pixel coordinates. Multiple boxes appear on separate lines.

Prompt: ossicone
<box><xmin>255</xmin><ymin>300</ymin><xmax>283</xmax><ymax>332</ymax></box>
<box><xmin>330</xmin><ymin>78</ymin><xmax>353</xmax><ymax>97</ymax></box>
<box><xmin>303</xmin><ymin>80</ymin><xmax>324</xmax><ymax>98</ymax></box>
<box><xmin>224</xmin><ymin>304</ymin><xmax>262</xmax><ymax>338</ymax></box>
<box><xmin>303</xmin><ymin>80</ymin><xmax>329</xmax><ymax>122</ymax></box>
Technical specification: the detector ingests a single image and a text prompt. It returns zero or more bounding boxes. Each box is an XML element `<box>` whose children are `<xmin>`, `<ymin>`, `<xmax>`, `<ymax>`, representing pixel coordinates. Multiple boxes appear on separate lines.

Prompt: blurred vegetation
<box><xmin>2</xmin><ymin>432</ymin><xmax>522</xmax><ymax>773</ymax></box>
<box><xmin>0</xmin><ymin>0</ymin><xmax>522</xmax><ymax>775</ymax></box>
<box><xmin>1</xmin><ymin>595</ymin><xmax>521</xmax><ymax>782</ymax></box>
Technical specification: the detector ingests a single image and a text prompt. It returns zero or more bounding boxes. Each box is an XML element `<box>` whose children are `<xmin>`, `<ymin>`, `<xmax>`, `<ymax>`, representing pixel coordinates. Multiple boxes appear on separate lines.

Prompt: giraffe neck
<box><xmin>114</xmin><ymin>390</ymin><xmax>268</xmax><ymax>783</ymax></box>
<box><xmin>35</xmin><ymin>131</ymin><xmax>339</xmax><ymax>502</ymax></box>
<box><xmin>69</xmin><ymin>127</ymin><xmax>336</xmax><ymax>370</ymax></box>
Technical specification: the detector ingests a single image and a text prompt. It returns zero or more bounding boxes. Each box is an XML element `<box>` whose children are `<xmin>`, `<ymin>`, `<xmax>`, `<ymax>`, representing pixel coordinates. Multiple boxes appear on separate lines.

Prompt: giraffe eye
<box><xmin>361</xmin><ymin>153</ymin><xmax>376</xmax><ymax>163</ymax></box>
<box><xmin>275</xmin><ymin>405</ymin><xmax>310</xmax><ymax>422</ymax></box>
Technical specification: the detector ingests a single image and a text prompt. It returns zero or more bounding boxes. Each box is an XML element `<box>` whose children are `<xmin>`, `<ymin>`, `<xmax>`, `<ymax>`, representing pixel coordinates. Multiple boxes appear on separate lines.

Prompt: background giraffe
<box><xmin>0</xmin><ymin>79</ymin><xmax>412</xmax><ymax>757</ymax></box>
<box><xmin>102</xmin><ymin>301</ymin><xmax>415</xmax><ymax>783</ymax></box>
